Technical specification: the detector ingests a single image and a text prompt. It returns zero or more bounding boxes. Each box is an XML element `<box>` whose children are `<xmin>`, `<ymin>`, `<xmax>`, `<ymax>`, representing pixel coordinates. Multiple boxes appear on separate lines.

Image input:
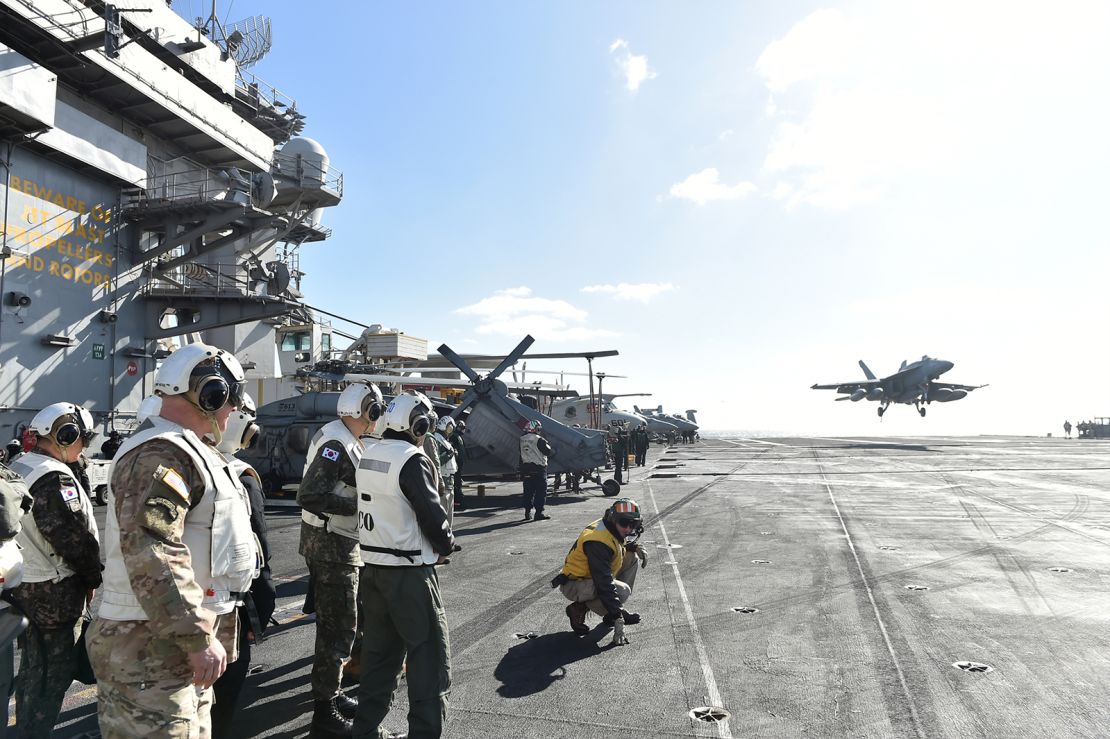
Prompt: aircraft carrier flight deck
<box><xmin>54</xmin><ymin>435</ymin><xmax>1110</xmax><ymax>738</ymax></box>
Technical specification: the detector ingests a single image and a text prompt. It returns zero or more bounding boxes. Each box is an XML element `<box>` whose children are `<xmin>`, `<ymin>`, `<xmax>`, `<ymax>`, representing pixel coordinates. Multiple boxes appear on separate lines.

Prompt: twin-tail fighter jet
<box><xmin>812</xmin><ymin>356</ymin><xmax>986</xmax><ymax>418</ymax></box>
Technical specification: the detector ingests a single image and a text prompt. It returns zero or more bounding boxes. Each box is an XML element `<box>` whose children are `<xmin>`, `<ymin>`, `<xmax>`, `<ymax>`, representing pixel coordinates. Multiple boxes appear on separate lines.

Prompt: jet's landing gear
<box><xmin>918</xmin><ymin>406</ymin><xmax>927</xmax><ymax>417</ymax></box>
<box><xmin>877</xmin><ymin>406</ymin><xmax>886</xmax><ymax>418</ymax></box>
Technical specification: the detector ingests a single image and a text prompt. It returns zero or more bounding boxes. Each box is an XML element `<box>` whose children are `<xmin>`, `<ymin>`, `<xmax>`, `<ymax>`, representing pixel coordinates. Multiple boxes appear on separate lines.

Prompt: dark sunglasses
<box><xmin>615</xmin><ymin>517</ymin><xmax>638</xmax><ymax>528</ymax></box>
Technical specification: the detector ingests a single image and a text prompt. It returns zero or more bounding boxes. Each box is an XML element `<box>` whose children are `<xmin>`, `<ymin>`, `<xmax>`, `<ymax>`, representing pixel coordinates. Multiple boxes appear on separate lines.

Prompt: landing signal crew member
<box><xmin>0</xmin><ymin>461</ymin><xmax>33</xmax><ymax>735</ymax></box>
<box><xmin>298</xmin><ymin>382</ymin><xmax>384</xmax><ymax>737</ymax></box>
<box><xmin>519</xmin><ymin>420</ymin><xmax>553</xmax><ymax>521</ymax></box>
<box><xmin>449</xmin><ymin>420</ymin><xmax>467</xmax><ymax>511</ymax></box>
<box><xmin>5</xmin><ymin>440</ymin><xmax>23</xmax><ymax>465</ymax></box>
<box><xmin>88</xmin><ymin>343</ymin><xmax>258</xmax><ymax>738</ymax></box>
<box><xmin>632</xmin><ymin>423</ymin><xmax>650</xmax><ymax>467</ymax></box>
<box><xmin>555</xmin><ymin>498</ymin><xmax>647</xmax><ymax>636</ymax></box>
<box><xmin>8</xmin><ymin>403</ymin><xmax>101</xmax><ymax>738</ymax></box>
<box><xmin>608</xmin><ymin>424</ymin><xmax>628</xmax><ymax>485</ymax></box>
<box><xmin>100</xmin><ymin>430</ymin><xmax>124</xmax><ymax>460</ymax></box>
<box><xmin>354</xmin><ymin>391</ymin><xmax>455</xmax><ymax>739</ymax></box>
<box><xmin>212</xmin><ymin>394</ymin><xmax>276</xmax><ymax>738</ymax></box>
<box><xmin>431</xmin><ymin>416</ymin><xmax>458</xmax><ymax>526</ymax></box>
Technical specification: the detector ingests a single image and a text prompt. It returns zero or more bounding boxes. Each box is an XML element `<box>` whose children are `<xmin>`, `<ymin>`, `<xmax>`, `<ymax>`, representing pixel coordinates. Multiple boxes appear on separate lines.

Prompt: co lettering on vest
<box><xmin>359</xmin><ymin>511</ymin><xmax>375</xmax><ymax>532</ymax></box>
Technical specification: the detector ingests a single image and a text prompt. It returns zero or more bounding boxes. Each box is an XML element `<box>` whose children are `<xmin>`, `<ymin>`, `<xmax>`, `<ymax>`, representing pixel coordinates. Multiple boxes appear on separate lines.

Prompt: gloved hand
<box><xmin>627</xmin><ymin>542</ymin><xmax>648</xmax><ymax>569</ymax></box>
<box><xmin>620</xmin><ymin>609</ymin><xmax>641</xmax><ymax>625</ymax></box>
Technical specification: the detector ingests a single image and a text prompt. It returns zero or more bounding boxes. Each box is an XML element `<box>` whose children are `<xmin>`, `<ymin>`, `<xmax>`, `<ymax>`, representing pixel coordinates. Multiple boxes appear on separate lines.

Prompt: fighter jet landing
<box><xmin>57</xmin><ymin>435</ymin><xmax>1110</xmax><ymax>737</ymax></box>
<box><xmin>812</xmin><ymin>357</ymin><xmax>987</xmax><ymax>417</ymax></box>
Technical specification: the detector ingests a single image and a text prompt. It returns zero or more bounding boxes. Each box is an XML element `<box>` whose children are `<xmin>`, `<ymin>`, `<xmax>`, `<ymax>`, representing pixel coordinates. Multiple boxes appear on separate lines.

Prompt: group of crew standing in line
<box><xmin>0</xmin><ymin>340</ymin><xmax>673</xmax><ymax>738</ymax></box>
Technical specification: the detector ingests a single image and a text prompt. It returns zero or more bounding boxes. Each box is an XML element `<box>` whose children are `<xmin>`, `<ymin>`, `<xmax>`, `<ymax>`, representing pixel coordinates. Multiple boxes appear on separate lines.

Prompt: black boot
<box><xmin>311</xmin><ymin>697</ymin><xmax>353</xmax><ymax>737</ymax></box>
<box><xmin>335</xmin><ymin>691</ymin><xmax>358</xmax><ymax>720</ymax></box>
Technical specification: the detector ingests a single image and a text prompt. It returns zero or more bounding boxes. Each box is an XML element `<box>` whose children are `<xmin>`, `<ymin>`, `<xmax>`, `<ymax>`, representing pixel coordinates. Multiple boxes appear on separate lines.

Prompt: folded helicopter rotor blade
<box><xmin>450</xmin><ymin>388</ymin><xmax>480</xmax><ymax>419</ymax></box>
<box><xmin>436</xmin><ymin>343</ymin><xmax>481</xmax><ymax>383</ymax></box>
<box><xmin>487</xmin><ymin>335</ymin><xmax>535</xmax><ymax>381</ymax></box>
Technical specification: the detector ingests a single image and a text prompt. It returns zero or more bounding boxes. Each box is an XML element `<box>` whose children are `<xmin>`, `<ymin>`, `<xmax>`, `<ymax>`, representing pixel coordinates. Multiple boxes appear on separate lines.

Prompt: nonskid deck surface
<box><xmin>54</xmin><ymin>436</ymin><xmax>1110</xmax><ymax>737</ymax></box>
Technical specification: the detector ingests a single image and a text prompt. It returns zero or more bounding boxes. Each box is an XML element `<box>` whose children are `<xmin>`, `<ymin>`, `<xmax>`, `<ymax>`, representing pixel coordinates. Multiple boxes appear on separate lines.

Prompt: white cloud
<box><xmin>581</xmin><ymin>282</ymin><xmax>676</xmax><ymax>303</ymax></box>
<box><xmin>753</xmin><ymin>1</ymin><xmax>1110</xmax><ymax>209</ymax></box>
<box><xmin>454</xmin><ymin>287</ymin><xmax>616</xmax><ymax>342</ymax></box>
<box><xmin>668</xmin><ymin>168</ymin><xmax>756</xmax><ymax>205</ymax></box>
<box><xmin>609</xmin><ymin>37</ymin><xmax>657</xmax><ymax>92</ymax></box>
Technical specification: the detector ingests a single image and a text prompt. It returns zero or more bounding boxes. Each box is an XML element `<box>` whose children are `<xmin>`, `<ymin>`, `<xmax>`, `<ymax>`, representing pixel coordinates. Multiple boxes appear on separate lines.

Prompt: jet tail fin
<box><xmin>858</xmin><ymin>360</ymin><xmax>877</xmax><ymax>380</ymax></box>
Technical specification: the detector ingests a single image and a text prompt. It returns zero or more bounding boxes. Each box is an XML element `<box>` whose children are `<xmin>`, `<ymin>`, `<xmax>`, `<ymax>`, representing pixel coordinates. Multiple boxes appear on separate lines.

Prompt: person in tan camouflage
<box><xmin>7</xmin><ymin>402</ymin><xmax>101</xmax><ymax>738</ymax></box>
<box><xmin>87</xmin><ymin>344</ymin><xmax>257</xmax><ymax>739</ymax></box>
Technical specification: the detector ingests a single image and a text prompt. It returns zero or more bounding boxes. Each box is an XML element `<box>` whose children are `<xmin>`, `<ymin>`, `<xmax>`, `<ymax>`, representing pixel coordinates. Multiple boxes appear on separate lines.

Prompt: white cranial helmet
<box><xmin>436</xmin><ymin>415</ymin><xmax>455</xmax><ymax>434</ymax></box>
<box><xmin>217</xmin><ymin>393</ymin><xmax>259</xmax><ymax>454</ymax></box>
<box><xmin>29</xmin><ymin>402</ymin><xmax>95</xmax><ymax>447</ymax></box>
<box><xmin>154</xmin><ymin>343</ymin><xmax>245</xmax><ymax>413</ymax></box>
<box><xmin>136</xmin><ymin>395</ymin><xmax>163</xmax><ymax>424</ymax></box>
<box><xmin>337</xmin><ymin>382</ymin><xmax>384</xmax><ymax>421</ymax></box>
<box><xmin>382</xmin><ymin>391</ymin><xmax>434</xmax><ymax>437</ymax></box>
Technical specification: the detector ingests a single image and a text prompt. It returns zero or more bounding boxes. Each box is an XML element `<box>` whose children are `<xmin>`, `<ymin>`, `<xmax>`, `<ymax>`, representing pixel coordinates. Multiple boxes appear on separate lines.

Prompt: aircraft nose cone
<box><xmin>941</xmin><ymin>361</ymin><xmax>954</xmax><ymax>372</ymax></box>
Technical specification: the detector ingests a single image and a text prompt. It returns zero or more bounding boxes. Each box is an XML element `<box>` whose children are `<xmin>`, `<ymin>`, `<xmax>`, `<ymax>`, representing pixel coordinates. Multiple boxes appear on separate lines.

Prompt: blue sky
<box><xmin>209</xmin><ymin>0</ymin><xmax>1110</xmax><ymax>435</ymax></box>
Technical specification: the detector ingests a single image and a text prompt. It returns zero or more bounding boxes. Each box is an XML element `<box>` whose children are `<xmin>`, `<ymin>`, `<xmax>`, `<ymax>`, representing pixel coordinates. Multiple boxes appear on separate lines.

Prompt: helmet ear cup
<box><xmin>363</xmin><ymin>396</ymin><xmax>384</xmax><ymax>422</ymax></box>
<box><xmin>241</xmin><ymin>423</ymin><xmax>260</xmax><ymax>450</ymax></box>
<box><xmin>53</xmin><ymin>422</ymin><xmax>80</xmax><ymax>447</ymax></box>
<box><xmin>192</xmin><ymin>375</ymin><xmax>230</xmax><ymax>412</ymax></box>
<box><xmin>410</xmin><ymin>411</ymin><xmax>431</xmax><ymax>438</ymax></box>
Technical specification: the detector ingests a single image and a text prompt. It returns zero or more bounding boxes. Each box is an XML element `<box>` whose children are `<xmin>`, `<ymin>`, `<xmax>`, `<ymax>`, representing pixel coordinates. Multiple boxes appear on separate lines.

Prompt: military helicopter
<box><xmin>550</xmin><ymin>394</ymin><xmax>678</xmax><ymax>437</ymax></box>
<box><xmin>240</xmin><ymin>335</ymin><xmax>621</xmax><ymax>495</ymax></box>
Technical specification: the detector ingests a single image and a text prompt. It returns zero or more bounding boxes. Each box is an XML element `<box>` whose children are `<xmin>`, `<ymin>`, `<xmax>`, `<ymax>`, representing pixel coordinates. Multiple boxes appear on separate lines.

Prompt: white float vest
<box><xmin>520</xmin><ymin>433</ymin><xmax>548</xmax><ymax>467</ymax></box>
<box><xmin>357</xmin><ymin>439</ymin><xmax>440</xmax><ymax>566</ymax></box>
<box><xmin>432</xmin><ymin>433</ymin><xmax>458</xmax><ymax>477</ymax></box>
<box><xmin>227</xmin><ymin>456</ymin><xmax>261</xmax><ymax>494</ymax></box>
<box><xmin>99</xmin><ymin>417</ymin><xmax>259</xmax><ymax>620</ymax></box>
<box><xmin>9</xmin><ymin>453</ymin><xmax>98</xmax><ymax>584</ymax></box>
<box><xmin>0</xmin><ymin>540</ymin><xmax>23</xmax><ymax>603</ymax></box>
<box><xmin>300</xmin><ymin>420</ymin><xmax>363</xmax><ymax>541</ymax></box>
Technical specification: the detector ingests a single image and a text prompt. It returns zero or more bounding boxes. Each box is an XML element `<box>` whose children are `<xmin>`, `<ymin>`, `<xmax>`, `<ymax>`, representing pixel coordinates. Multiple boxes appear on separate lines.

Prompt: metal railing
<box><xmin>122</xmin><ymin>167</ymin><xmax>254</xmax><ymax>209</ymax></box>
<box><xmin>271</xmin><ymin>152</ymin><xmax>344</xmax><ymax>197</ymax></box>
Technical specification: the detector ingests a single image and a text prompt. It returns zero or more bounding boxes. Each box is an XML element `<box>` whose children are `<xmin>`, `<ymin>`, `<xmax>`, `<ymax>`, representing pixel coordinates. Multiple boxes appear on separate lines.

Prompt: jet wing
<box><xmin>811</xmin><ymin>381</ymin><xmax>882</xmax><ymax>393</ymax></box>
<box><xmin>931</xmin><ymin>382</ymin><xmax>987</xmax><ymax>391</ymax></box>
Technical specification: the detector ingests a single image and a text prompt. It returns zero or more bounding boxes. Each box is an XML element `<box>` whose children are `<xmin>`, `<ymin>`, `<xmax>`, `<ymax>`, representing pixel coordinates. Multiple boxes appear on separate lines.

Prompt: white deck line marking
<box><xmin>820</xmin><ymin>473</ymin><xmax>924</xmax><ymax>737</ymax></box>
<box><xmin>646</xmin><ymin>481</ymin><xmax>732</xmax><ymax>739</ymax></box>
<box><xmin>730</xmin><ymin>438</ymin><xmax>790</xmax><ymax>447</ymax></box>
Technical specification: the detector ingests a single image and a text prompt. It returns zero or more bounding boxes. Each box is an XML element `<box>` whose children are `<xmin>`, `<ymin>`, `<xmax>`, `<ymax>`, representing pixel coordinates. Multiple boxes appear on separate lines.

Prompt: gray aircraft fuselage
<box><xmin>812</xmin><ymin>356</ymin><xmax>984</xmax><ymax>417</ymax></box>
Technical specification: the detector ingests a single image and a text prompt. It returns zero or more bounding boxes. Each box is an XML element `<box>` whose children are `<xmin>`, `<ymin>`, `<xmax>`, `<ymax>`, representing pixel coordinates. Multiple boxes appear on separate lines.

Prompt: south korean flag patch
<box><xmin>60</xmin><ymin>485</ymin><xmax>81</xmax><ymax>511</ymax></box>
<box><xmin>321</xmin><ymin>447</ymin><xmax>341</xmax><ymax>462</ymax></box>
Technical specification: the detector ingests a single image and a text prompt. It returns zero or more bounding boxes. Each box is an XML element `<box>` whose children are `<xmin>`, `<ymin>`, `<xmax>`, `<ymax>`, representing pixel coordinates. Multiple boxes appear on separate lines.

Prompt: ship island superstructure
<box><xmin>0</xmin><ymin>0</ymin><xmax>345</xmax><ymax>439</ymax></box>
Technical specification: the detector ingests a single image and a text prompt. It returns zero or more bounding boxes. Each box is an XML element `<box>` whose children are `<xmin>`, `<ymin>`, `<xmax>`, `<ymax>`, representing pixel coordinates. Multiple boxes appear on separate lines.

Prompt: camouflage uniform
<box><xmin>88</xmin><ymin>437</ymin><xmax>243</xmax><ymax>739</ymax></box>
<box><xmin>0</xmin><ymin>464</ymin><xmax>32</xmax><ymax>738</ymax></box>
<box><xmin>8</xmin><ymin>452</ymin><xmax>101</xmax><ymax>739</ymax></box>
<box><xmin>298</xmin><ymin>436</ymin><xmax>362</xmax><ymax>702</ymax></box>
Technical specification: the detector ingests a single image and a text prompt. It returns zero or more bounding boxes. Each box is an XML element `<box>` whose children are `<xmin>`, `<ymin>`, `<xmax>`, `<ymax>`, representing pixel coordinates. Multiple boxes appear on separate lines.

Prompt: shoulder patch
<box><xmin>321</xmin><ymin>447</ymin><xmax>341</xmax><ymax>462</ymax></box>
<box><xmin>154</xmin><ymin>465</ymin><xmax>190</xmax><ymax>503</ymax></box>
<box><xmin>60</xmin><ymin>486</ymin><xmax>79</xmax><ymax>502</ymax></box>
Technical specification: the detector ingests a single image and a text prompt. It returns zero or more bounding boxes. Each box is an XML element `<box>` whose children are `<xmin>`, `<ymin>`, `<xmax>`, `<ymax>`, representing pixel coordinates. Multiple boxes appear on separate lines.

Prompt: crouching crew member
<box><xmin>88</xmin><ymin>343</ymin><xmax>259</xmax><ymax>738</ymax></box>
<box><xmin>298</xmin><ymin>382</ymin><xmax>384</xmax><ymax>738</ymax></box>
<box><xmin>212</xmin><ymin>394</ymin><xmax>276</xmax><ymax>738</ymax></box>
<box><xmin>9</xmin><ymin>403</ymin><xmax>101</xmax><ymax>738</ymax></box>
<box><xmin>354</xmin><ymin>391</ymin><xmax>455</xmax><ymax>739</ymax></box>
<box><xmin>555</xmin><ymin>498</ymin><xmax>647</xmax><ymax>636</ymax></box>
